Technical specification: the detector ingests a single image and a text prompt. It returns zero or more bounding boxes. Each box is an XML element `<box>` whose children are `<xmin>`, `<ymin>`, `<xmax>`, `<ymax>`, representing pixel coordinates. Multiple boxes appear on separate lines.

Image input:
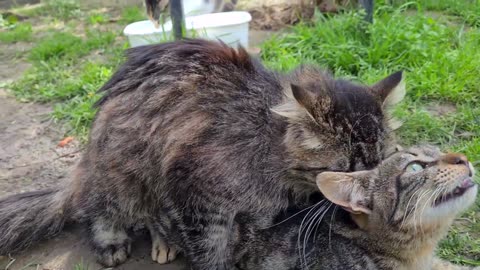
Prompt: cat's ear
<box><xmin>316</xmin><ymin>171</ymin><xmax>372</xmax><ymax>215</ymax></box>
<box><xmin>272</xmin><ymin>84</ymin><xmax>329</xmax><ymax>122</ymax></box>
<box><xmin>371</xmin><ymin>71</ymin><xmax>406</xmax><ymax>108</ymax></box>
<box><xmin>291</xmin><ymin>84</ymin><xmax>316</xmax><ymax>111</ymax></box>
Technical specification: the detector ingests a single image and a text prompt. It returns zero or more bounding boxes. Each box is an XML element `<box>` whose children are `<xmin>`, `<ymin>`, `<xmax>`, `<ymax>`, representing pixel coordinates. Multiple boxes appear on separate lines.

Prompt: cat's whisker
<box><xmin>301</xmin><ymin>201</ymin><xmax>332</xmax><ymax>270</ymax></box>
<box><xmin>312</xmin><ymin>202</ymin><xmax>332</xmax><ymax>242</ymax></box>
<box><xmin>400</xmin><ymin>188</ymin><xmax>423</xmax><ymax>230</ymax></box>
<box><xmin>327</xmin><ymin>205</ymin><xmax>338</xmax><ymax>250</ymax></box>
<box><xmin>409</xmin><ymin>190</ymin><xmax>425</xmax><ymax>233</ymax></box>
<box><xmin>307</xmin><ymin>201</ymin><xmax>330</xmax><ymax>244</ymax></box>
<box><xmin>412</xmin><ymin>190</ymin><xmax>431</xmax><ymax>234</ymax></box>
<box><xmin>262</xmin><ymin>202</ymin><xmax>320</xmax><ymax>230</ymax></box>
<box><xmin>297</xmin><ymin>201</ymin><xmax>324</xmax><ymax>268</ymax></box>
<box><xmin>304</xmin><ymin>201</ymin><xmax>328</xmax><ymax>242</ymax></box>
<box><xmin>418</xmin><ymin>189</ymin><xmax>438</xmax><ymax>235</ymax></box>
<box><xmin>419</xmin><ymin>189</ymin><xmax>441</xmax><ymax>231</ymax></box>
<box><xmin>301</xmin><ymin>202</ymin><xmax>328</xmax><ymax>269</ymax></box>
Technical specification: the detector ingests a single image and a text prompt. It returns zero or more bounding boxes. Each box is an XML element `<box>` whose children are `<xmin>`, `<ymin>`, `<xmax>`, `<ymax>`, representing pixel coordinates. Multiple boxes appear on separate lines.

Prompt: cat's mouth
<box><xmin>433</xmin><ymin>177</ymin><xmax>476</xmax><ymax>207</ymax></box>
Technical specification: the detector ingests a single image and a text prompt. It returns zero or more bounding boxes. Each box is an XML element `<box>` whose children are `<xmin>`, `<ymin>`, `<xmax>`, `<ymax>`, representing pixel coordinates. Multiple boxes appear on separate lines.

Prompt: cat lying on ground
<box><xmin>234</xmin><ymin>145</ymin><xmax>478</xmax><ymax>270</ymax></box>
<box><xmin>0</xmin><ymin>39</ymin><xmax>404</xmax><ymax>269</ymax></box>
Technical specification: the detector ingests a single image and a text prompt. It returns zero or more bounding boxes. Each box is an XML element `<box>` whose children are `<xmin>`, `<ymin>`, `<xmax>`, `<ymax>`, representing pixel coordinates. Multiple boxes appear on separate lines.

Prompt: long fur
<box><xmin>0</xmin><ymin>189</ymin><xmax>71</xmax><ymax>254</ymax></box>
<box><xmin>0</xmin><ymin>39</ymin><xmax>404</xmax><ymax>269</ymax></box>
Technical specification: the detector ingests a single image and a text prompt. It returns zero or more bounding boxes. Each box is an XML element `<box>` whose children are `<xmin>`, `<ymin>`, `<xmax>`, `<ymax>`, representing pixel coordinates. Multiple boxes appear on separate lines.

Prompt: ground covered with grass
<box><xmin>1</xmin><ymin>0</ymin><xmax>144</xmax><ymax>136</ymax></box>
<box><xmin>1</xmin><ymin>0</ymin><xmax>479</xmax><ymax>266</ymax></box>
<box><xmin>262</xmin><ymin>1</ymin><xmax>480</xmax><ymax>265</ymax></box>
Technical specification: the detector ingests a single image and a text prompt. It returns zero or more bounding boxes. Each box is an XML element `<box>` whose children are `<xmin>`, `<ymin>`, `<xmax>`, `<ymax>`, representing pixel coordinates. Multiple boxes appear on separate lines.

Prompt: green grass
<box><xmin>87</xmin><ymin>13</ymin><xmax>109</xmax><ymax>25</ymax></box>
<box><xmin>261</xmin><ymin>1</ymin><xmax>480</xmax><ymax>265</ymax></box>
<box><xmin>11</xmin><ymin>33</ymin><xmax>124</xmax><ymax>136</ymax></box>
<box><xmin>9</xmin><ymin>25</ymin><xmax>123</xmax><ymax>137</ymax></box>
<box><xmin>0</xmin><ymin>22</ymin><xmax>33</xmax><ymax>43</ymax></box>
<box><xmin>393</xmin><ymin>0</ymin><xmax>480</xmax><ymax>27</ymax></box>
<box><xmin>28</xmin><ymin>30</ymin><xmax>115</xmax><ymax>63</ymax></box>
<box><xmin>120</xmin><ymin>5</ymin><xmax>145</xmax><ymax>24</ymax></box>
<box><xmin>73</xmin><ymin>259</ymin><xmax>89</xmax><ymax>270</ymax></box>
<box><xmin>27</xmin><ymin>0</ymin><xmax>81</xmax><ymax>20</ymax></box>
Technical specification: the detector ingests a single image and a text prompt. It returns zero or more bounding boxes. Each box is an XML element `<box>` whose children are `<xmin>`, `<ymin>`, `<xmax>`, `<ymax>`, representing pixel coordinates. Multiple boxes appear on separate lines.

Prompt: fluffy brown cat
<box><xmin>0</xmin><ymin>39</ymin><xmax>404</xmax><ymax>269</ymax></box>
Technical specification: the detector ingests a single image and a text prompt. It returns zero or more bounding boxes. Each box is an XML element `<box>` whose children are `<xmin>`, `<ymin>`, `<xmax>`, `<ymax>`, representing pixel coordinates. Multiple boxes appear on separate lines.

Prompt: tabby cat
<box><xmin>0</xmin><ymin>39</ymin><xmax>404</xmax><ymax>269</ymax></box>
<box><xmin>236</xmin><ymin>145</ymin><xmax>478</xmax><ymax>270</ymax></box>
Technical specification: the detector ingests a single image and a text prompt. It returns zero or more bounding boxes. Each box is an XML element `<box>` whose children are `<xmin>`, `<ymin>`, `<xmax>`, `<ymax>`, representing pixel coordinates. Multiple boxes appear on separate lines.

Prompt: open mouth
<box><xmin>433</xmin><ymin>177</ymin><xmax>476</xmax><ymax>207</ymax></box>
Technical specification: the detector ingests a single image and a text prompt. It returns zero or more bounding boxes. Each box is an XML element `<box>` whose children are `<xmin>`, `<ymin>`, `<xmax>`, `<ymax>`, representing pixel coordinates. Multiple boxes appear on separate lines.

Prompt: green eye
<box><xmin>406</xmin><ymin>162</ymin><xmax>425</xmax><ymax>172</ymax></box>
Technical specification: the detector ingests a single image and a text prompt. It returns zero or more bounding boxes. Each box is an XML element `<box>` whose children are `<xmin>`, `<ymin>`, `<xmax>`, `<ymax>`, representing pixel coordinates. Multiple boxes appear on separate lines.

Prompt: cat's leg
<box><xmin>89</xmin><ymin>217</ymin><xmax>132</xmax><ymax>267</ymax></box>
<box><xmin>147</xmin><ymin>221</ymin><xmax>177</xmax><ymax>264</ymax></box>
<box><xmin>182</xmin><ymin>211</ymin><xmax>236</xmax><ymax>270</ymax></box>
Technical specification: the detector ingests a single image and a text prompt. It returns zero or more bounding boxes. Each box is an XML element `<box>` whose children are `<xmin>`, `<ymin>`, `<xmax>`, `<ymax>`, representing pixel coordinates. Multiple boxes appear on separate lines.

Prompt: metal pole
<box><xmin>360</xmin><ymin>0</ymin><xmax>374</xmax><ymax>23</ymax></box>
<box><xmin>170</xmin><ymin>0</ymin><xmax>185</xmax><ymax>40</ymax></box>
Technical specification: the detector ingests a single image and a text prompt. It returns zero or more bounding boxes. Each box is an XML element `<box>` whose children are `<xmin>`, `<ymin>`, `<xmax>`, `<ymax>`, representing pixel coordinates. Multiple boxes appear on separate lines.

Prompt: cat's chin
<box><xmin>424</xmin><ymin>183</ymin><xmax>477</xmax><ymax>223</ymax></box>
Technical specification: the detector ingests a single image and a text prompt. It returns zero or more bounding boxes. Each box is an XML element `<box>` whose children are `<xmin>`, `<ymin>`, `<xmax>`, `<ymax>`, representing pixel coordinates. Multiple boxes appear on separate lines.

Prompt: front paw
<box><xmin>151</xmin><ymin>237</ymin><xmax>177</xmax><ymax>264</ymax></box>
<box><xmin>95</xmin><ymin>241</ymin><xmax>132</xmax><ymax>267</ymax></box>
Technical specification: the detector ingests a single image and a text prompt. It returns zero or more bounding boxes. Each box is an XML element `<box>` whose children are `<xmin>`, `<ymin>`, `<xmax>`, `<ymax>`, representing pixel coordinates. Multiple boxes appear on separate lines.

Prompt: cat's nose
<box><xmin>440</xmin><ymin>153</ymin><xmax>469</xmax><ymax>166</ymax></box>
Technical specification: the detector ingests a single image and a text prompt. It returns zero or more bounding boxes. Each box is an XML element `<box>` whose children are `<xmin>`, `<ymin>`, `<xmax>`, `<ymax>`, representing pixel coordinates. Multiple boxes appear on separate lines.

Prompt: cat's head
<box><xmin>273</xmin><ymin>68</ymin><xmax>405</xmax><ymax>181</ymax></box>
<box><xmin>316</xmin><ymin>145</ymin><xmax>477</xmax><ymax>233</ymax></box>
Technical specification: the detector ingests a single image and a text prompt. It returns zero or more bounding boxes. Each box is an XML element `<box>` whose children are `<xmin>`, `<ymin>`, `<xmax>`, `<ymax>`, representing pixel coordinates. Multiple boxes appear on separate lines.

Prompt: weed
<box><xmin>28</xmin><ymin>32</ymin><xmax>83</xmax><ymax>62</ymax></box>
<box><xmin>392</xmin><ymin>0</ymin><xmax>480</xmax><ymax>27</ymax></box>
<box><xmin>52</xmin><ymin>62</ymin><xmax>113</xmax><ymax>138</ymax></box>
<box><xmin>120</xmin><ymin>6</ymin><xmax>145</xmax><ymax>24</ymax></box>
<box><xmin>41</xmin><ymin>0</ymin><xmax>81</xmax><ymax>20</ymax></box>
<box><xmin>0</xmin><ymin>22</ymin><xmax>33</xmax><ymax>43</ymax></box>
<box><xmin>28</xmin><ymin>29</ymin><xmax>115</xmax><ymax>63</ymax></box>
<box><xmin>73</xmin><ymin>259</ymin><xmax>89</xmax><ymax>270</ymax></box>
<box><xmin>87</xmin><ymin>13</ymin><xmax>108</xmax><ymax>25</ymax></box>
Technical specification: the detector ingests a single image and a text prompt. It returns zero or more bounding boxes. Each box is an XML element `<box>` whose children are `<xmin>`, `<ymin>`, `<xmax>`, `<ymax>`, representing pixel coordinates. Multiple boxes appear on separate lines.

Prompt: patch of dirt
<box><xmin>0</xmin><ymin>88</ymin><xmax>82</xmax><ymax>197</ymax></box>
<box><xmin>424</xmin><ymin>102</ymin><xmax>457</xmax><ymax>117</ymax></box>
<box><xmin>243</xmin><ymin>0</ymin><xmax>345</xmax><ymax>30</ymax></box>
<box><xmin>0</xmin><ymin>0</ymin><xmax>39</xmax><ymax>10</ymax></box>
<box><xmin>0</xmin><ymin>38</ymin><xmax>79</xmax><ymax>198</ymax></box>
<box><xmin>0</xmin><ymin>226</ymin><xmax>187</xmax><ymax>270</ymax></box>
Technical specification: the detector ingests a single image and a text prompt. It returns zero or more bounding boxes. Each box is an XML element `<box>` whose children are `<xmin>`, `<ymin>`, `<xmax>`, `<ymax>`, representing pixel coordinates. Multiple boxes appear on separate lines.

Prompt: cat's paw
<box><xmin>151</xmin><ymin>237</ymin><xmax>177</xmax><ymax>264</ymax></box>
<box><xmin>95</xmin><ymin>242</ymin><xmax>131</xmax><ymax>267</ymax></box>
<box><xmin>90</xmin><ymin>218</ymin><xmax>132</xmax><ymax>267</ymax></box>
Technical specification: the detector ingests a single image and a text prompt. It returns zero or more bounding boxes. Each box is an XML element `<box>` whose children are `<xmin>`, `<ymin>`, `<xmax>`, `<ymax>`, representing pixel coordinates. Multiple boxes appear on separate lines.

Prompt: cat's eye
<box><xmin>406</xmin><ymin>162</ymin><xmax>425</xmax><ymax>172</ymax></box>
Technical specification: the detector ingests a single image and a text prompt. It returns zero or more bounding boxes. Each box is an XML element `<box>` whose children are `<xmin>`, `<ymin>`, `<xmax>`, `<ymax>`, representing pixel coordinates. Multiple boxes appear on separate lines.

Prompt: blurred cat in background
<box><xmin>145</xmin><ymin>0</ymin><xmax>237</xmax><ymax>27</ymax></box>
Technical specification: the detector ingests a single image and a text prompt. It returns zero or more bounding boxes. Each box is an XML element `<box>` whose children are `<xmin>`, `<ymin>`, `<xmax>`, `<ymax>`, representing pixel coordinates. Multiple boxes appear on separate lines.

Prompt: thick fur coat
<box><xmin>0</xmin><ymin>39</ymin><xmax>405</xmax><ymax>269</ymax></box>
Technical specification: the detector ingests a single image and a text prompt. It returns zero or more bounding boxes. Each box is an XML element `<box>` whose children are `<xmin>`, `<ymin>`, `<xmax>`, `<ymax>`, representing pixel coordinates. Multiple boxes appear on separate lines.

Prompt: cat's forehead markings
<box><xmin>399</xmin><ymin>149</ymin><xmax>438</xmax><ymax>163</ymax></box>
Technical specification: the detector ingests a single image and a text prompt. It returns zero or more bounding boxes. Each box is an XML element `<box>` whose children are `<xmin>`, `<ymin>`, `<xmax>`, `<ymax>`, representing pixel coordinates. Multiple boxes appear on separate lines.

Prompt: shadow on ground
<box><xmin>0</xmin><ymin>226</ymin><xmax>186</xmax><ymax>270</ymax></box>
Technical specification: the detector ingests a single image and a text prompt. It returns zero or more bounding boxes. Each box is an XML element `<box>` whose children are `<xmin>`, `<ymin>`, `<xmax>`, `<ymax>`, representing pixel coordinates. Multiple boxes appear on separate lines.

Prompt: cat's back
<box><xmin>85</xmin><ymin>39</ymin><xmax>285</xmax><ymax>189</ymax></box>
<box><xmin>96</xmin><ymin>39</ymin><xmax>281</xmax><ymax>108</ymax></box>
<box><xmin>93</xmin><ymin>39</ymin><xmax>283</xmax><ymax>131</ymax></box>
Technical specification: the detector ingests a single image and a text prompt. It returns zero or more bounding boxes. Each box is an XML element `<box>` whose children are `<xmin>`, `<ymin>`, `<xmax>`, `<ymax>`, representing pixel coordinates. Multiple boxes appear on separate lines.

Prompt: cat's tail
<box><xmin>0</xmin><ymin>188</ymin><xmax>73</xmax><ymax>255</ymax></box>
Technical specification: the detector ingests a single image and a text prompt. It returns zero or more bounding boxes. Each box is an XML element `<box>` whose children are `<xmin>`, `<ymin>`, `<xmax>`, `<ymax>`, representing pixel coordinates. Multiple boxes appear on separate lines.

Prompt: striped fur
<box><xmin>237</xmin><ymin>145</ymin><xmax>478</xmax><ymax>270</ymax></box>
<box><xmin>0</xmin><ymin>39</ymin><xmax>404</xmax><ymax>269</ymax></box>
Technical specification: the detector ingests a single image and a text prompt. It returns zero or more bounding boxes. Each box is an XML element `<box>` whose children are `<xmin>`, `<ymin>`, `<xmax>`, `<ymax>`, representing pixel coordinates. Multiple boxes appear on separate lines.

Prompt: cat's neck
<box><xmin>350</xmin><ymin>215</ymin><xmax>453</xmax><ymax>270</ymax></box>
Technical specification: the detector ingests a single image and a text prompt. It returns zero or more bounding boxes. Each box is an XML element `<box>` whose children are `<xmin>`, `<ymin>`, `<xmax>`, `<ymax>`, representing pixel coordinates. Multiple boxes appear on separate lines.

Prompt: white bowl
<box><xmin>123</xmin><ymin>11</ymin><xmax>252</xmax><ymax>48</ymax></box>
<box><xmin>182</xmin><ymin>0</ymin><xmax>216</xmax><ymax>16</ymax></box>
